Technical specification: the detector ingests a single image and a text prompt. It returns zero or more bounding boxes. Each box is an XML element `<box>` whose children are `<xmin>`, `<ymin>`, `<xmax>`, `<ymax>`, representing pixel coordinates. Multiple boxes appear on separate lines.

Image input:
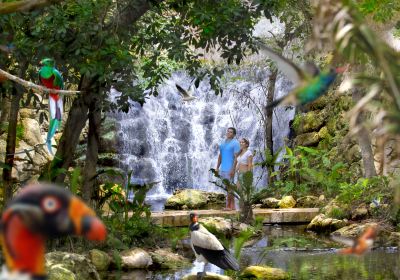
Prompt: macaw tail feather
<box><xmin>46</xmin><ymin>119</ymin><xmax>60</xmax><ymax>155</ymax></box>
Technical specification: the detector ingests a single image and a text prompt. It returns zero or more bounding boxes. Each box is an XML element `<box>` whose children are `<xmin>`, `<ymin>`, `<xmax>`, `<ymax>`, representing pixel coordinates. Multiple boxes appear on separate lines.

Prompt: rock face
<box><xmin>307</xmin><ymin>214</ymin><xmax>348</xmax><ymax>232</ymax></box>
<box><xmin>240</xmin><ymin>265</ymin><xmax>289</xmax><ymax>280</ymax></box>
<box><xmin>149</xmin><ymin>248</ymin><xmax>191</xmax><ymax>270</ymax></box>
<box><xmin>88</xmin><ymin>249</ymin><xmax>111</xmax><ymax>271</ymax></box>
<box><xmin>278</xmin><ymin>196</ymin><xmax>296</xmax><ymax>208</ymax></box>
<box><xmin>182</xmin><ymin>272</ymin><xmax>232</xmax><ymax>280</ymax></box>
<box><xmin>120</xmin><ymin>248</ymin><xmax>152</xmax><ymax>269</ymax></box>
<box><xmin>46</xmin><ymin>251</ymin><xmax>100</xmax><ymax>280</ymax></box>
<box><xmin>165</xmin><ymin>189</ymin><xmax>225</xmax><ymax>210</ymax></box>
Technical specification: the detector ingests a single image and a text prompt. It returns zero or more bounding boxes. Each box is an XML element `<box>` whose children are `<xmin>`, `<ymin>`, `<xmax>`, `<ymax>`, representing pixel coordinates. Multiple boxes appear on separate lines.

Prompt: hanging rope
<box><xmin>0</xmin><ymin>68</ymin><xmax>81</xmax><ymax>96</ymax></box>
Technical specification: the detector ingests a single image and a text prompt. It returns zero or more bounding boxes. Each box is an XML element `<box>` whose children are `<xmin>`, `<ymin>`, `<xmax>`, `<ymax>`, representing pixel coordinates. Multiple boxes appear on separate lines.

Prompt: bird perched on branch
<box><xmin>38</xmin><ymin>58</ymin><xmax>64</xmax><ymax>155</ymax></box>
<box><xmin>255</xmin><ymin>40</ymin><xmax>347</xmax><ymax>109</ymax></box>
<box><xmin>176</xmin><ymin>83</ymin><xmax>197</xmax><ymax>102</ymax></box>
<box><xmin>331</xmin><ymin>225</ymin><xmax>377</xmax><ymax>255</ymax></box>
<box><xmin>0</xmin><ymin>183</ymin><xmax>107</xmax><ymax>279</ymax></box>
<box><xmin>189</xmin><ymin>212</ymin><xmax>240</xmax><ymax>279</ymax></box>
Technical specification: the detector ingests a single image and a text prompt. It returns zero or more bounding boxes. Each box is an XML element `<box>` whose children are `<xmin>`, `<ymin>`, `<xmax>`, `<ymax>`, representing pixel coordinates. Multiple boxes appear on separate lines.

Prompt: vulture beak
<box><xmin>69</xmin><ymin>197</ymin><xmax>106</xmax><ymax>241</ymax></box>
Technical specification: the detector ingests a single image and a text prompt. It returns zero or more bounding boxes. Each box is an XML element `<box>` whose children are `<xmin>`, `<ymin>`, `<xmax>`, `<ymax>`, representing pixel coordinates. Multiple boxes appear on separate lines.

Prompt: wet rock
<box><xmin>45</xmin><ymin>251</ymin><xmax>100</xmax><ymax>280</ymax></box>
<box><xmin>240</xmin><ymin>265</ymin><xmax>289</xmax><ymax>279</ymax></box>
<box><xmin>307</xmin><ymin>214</ymin><xmax>347</xmax><ymax>233</ymax></box>
<box><xmin>120</xmin><ymin>248</ymin><xmax>152</xmax><ymax>269</ymax></box>
<box><xmin>88</xmin><ymin>249</ymin><xmax>111</xmax><ymax>271</ymax></box>
<box><xmin>261</xmin><ymin>198</ymin><xmax>280</xmax><ymax>208</ymax></box>
<box><xmin>278</xmin><ymin>196</ymin><xmax>296</xmax><ymax>208</ymax></box>
<box><xmin>182</xmin><ymin>272</ymin><xmax>233</xmax><ymax>280</ymax></box>
<box><xmin>296</xmin><ymin>196</ymin><xmax>324</xmax><ymax>208</ymax></box>
<box><xmin>149</xmin><ymin>248</ymin><xmax>191</xmax><ymax>270</ymax></box>
<box><xmin>165</xmin><ymin>189</ymin><xmax>224</xmax><ymax>210</ymax></box>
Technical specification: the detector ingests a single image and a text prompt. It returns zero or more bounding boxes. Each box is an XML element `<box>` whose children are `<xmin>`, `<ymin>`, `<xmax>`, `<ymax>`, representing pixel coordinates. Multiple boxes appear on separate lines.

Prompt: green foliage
<box><xmin>163</xmin><ymin>227</ymin><xmax>189</xmax><ymax>251</ymax></box>
<box><xmin>101</xmin><ymin>170</ymin><xmax>160</xmax><ymax>246</ymax></box>
<box><xmin>272</xmin><ymin>146</ymin><xmax>348</xmax><ymax>198</ymax></box>
<box><xmin>354</xmin><ymin>0</ymin><xmax>400</xmax><ymax>22</ymax></box>
<box><xmin>337</xmin><ymin>176</ymin><xmax>390</xmax><ymax>205</ymax></box>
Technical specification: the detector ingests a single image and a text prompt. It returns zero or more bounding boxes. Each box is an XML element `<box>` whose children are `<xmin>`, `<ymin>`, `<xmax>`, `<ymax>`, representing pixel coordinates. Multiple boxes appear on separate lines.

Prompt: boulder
<box><xmin>331</xmin><ymin>222</ymin><xmax>378</xmax><ymax>239</ymax></box>
<box><xmin>165</xmin><ymin>189</ymin><xmax>224</xmax><ymax>210</ymax></box>
<box><xmin>307</xmin><ymin>214</ymin><xmax>347</xmax><ymax>233</ymax></box>
<box><xmin>149</xmin><ymin>248</ymin><xmax>191</xmax><ymax>270</ymax></box>
<box><xmin>296</xmin><ymin>196</ymin><xmax>324</xmax><ymax>208</ymax></box>
<box><xmin>88</xmin><ymin>249</ymin><xmax>111</xmax><ymax>271</ymax></box>
<box><xmin>45</xmin><ymin>251</ymin><xmax>100</xmax><ymax>280</ymax></box>
<box><xmin>278</xmin><ymin>196</ymin><xmax>296</xmax><ymax>208</ymax></box>
<box><xmin>182</xmin><ymin>272</ymin><xmax>232</xmax><ymax>280</ymax></box>
<box><xmin>20</xmin><ymin>118</ymin><xmax>45</xmax><ymax>147</ymax></box>
<box><xmin>261</xmin><ymin>198</ymin><xmax>280</xmax><ymax>208</ymax></box>
<box><xmin>240</xmin><ymin>265</ymin><xmax>289</xmax><ymax>280</ymax></box>
<box><xmin>293</xmin><ymin>110</ymin><xmax>327</xmax><ymax>134</ymax></box>
<box><xmin>120</xmin><ymin>248</ymin><xmax>152</xmax><ymax>269</ymax></box>
<box><xmin>201</xmin><ymin>217</ymin><xmax>232</xmax><ymax>236</ymax></box>
<box><xmin>200</xmin><ymin>217</ymin><xmax>252</xmax><ymax>237</ymax></box>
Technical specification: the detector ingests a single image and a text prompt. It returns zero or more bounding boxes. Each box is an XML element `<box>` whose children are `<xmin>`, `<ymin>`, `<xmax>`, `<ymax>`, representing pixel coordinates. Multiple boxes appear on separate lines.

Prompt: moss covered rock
<box><xmin>240</xmin><ymin>265</ymin><xmax>289</xmax><ymax>279</ymax></box>
<box><xmin>165</xmin><ymin>189</ymin><xmax>224</xmax><ymax>210</ymax></box>
<box><xmin>296</xmin><ymin>196</ymin><xmax>324</xmax><ymax>208</ymax></box>
<box><xmin>295</xmin><ymin>132</ymin><xmax>320</xmax><ymax>146</ymax></box>
<box><xmin>261</xmin><ymin>197</ymin><xmax>280</xmax><ymax>208</ymax></box>
<box><xmin>278</xmin><ymin>196</ymin><xmax>296</xmax><ymax>208</ymax></box>
<box><xmin>88</xmin><ymin>249</ymin><xmax>111</xmax><ymax>271</ymax></box>
<box><xmin>45</xmin><ymin>251</ymin><xmax>100</xmax><ymax>280</ymax></box>
<box><xmin>149</xmin><ymin>248</ymin><xmax>191</xmax><ymax>270</ymax></box>
<box><xmin>306</xmin><ymin>214</ymin><xmax>347</xmax><ymax>233</ymax></box>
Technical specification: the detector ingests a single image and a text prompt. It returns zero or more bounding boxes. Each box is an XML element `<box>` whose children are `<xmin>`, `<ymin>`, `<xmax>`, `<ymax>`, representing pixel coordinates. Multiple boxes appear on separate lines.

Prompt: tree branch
<box><xmin>0</xmin><ymin>0</ymin><xmax>64</xmax><ymax>14</ymax></box>
<box><xmin>0</xmin><ymin>68</ymin><xmax>81</xmax><ymax>95</ymax></box>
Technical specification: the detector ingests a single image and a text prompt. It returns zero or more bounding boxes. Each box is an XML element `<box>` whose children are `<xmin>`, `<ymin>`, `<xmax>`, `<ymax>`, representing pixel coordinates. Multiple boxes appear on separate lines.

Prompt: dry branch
<box><xmin>0</xmin><ymin>68</ymin><xmax>81</xmax><ymax>95</ymax></box>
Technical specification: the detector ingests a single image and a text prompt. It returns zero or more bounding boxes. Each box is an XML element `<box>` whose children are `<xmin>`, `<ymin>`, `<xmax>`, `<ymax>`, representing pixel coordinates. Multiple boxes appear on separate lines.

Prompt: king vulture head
<box><xmin>0</xmin><ymin>183</ymin><xmax>107</xmax><ymax>279</ymax></box>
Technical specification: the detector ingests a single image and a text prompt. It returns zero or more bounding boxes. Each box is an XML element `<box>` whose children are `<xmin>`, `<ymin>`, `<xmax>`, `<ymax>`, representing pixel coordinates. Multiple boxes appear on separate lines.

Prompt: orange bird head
<box><xmin>0</xmin><ymin>183</ymin><xmax>107</xmax><ymax>278</ymax></box>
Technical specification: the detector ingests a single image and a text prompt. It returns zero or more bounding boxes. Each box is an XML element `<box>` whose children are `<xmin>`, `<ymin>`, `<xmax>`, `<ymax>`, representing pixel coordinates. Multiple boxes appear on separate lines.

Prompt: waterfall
<box><xmin>111</xmin><ymin>67</ymin><xmax>294</xmax><ymax>210</ymax></box>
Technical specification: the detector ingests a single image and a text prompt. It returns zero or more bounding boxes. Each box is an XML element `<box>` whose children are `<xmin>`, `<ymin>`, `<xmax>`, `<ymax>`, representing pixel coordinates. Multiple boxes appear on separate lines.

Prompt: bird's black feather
<box><xmin>193</xmin><ymin>246</ymin><xmax>240</xmax><ymax>271</ymax></box>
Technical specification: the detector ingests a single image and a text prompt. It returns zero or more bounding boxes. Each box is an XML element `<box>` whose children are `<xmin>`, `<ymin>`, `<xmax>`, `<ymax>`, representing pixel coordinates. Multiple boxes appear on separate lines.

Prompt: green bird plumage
<box><xmin>38</xmin><ymin>58</ymin><xmax>64</xmax><ymax>155</ymax></box>
<box><xmin>255</xmin><ymin>41</ymin><xmax>346</xmax><ymax>109</ymax></box>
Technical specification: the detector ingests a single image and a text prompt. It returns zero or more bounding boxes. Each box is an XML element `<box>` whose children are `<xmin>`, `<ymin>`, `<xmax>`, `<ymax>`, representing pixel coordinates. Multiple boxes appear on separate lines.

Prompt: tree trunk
<box><xmin>352</xmin><ymin>88</ymin><xmax>377</xmax><ymax>178</ymax></box>
<box><xmin>263</xmin><ymin>70</ymin><xmax>277</xmax><ymax>185</ymax></box>
<box><xmin>82</xmin><ymin>96</ymin><xmax>101</xmax><ymax>203</ymax></box>
<box><xmin>2</xmin><ymin>85</ymin><xmax>23</xmax><ymax>204</ymax></box>
<box><xmin>0</xmin><ymin>89</ymin><xmax>11</xmax><ymax>136</ymax></box>
<box><xmin>239</xmin><ymin>200</ymin><xmax>254</xmax><ymax>224</ymax></box>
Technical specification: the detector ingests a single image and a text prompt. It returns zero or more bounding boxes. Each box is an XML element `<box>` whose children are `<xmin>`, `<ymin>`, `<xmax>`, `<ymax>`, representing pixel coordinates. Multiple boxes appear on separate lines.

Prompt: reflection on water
<box><xmin>108</xmin><ymin>225</ymin><xmax>400</xmax><ymax>280</ymax></box>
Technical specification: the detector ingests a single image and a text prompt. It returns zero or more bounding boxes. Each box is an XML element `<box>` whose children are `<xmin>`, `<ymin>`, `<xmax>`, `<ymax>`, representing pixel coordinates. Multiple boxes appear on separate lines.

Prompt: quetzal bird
<box><xmin>256</xmin><ymin>41</ymin><xmax>347</xmax><ymax>109</ymax></box>
<box><xmin>189</xmin><ymin>212</ymin><xmax>240</xmax><ymax>279</ymax></box>
<box><xmin>38</xmin><ymin>58</ymin><xmax>64</xmax><ymax>155</ymax></box>
<box><xmin>0</xmin><ymin>183</ymin><xmax>107</xmax><ymax>279</ymax></box>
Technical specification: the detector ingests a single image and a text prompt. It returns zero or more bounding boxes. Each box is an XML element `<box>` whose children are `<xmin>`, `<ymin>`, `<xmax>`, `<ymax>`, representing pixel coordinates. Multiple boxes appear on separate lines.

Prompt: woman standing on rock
<box><xmin>234</xmin><ymin>138</ymin><xmax>253</xmax><ymax>209</ymax></box>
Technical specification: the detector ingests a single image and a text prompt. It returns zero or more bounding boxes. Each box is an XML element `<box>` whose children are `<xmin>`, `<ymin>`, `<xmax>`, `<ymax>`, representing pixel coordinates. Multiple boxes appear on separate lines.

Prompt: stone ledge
<box><xmin>151</xmin><ymin>208</ymin><xmax>320</xmax><ymax>227</ymax></box>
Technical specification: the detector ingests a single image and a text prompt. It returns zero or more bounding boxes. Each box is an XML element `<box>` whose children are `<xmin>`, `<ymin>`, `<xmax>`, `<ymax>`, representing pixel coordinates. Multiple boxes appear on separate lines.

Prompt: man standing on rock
<box><xmin>216</xmin><ymin>127</ymin><xmax>240</xmax><ymax>210</ymax></box>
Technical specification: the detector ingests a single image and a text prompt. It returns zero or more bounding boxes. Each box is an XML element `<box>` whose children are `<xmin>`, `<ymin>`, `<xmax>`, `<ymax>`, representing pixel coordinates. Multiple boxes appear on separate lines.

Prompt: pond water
<box><xmin>107</xmin><ymin>225</ymin><xmax>400</xmax><ymax>280</ymax></box>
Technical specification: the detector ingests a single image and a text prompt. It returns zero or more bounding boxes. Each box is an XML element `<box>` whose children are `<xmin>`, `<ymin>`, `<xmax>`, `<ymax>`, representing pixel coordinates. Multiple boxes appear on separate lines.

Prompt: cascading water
<box><xmin>111</xmin><ymin>67</ymin><xmax>295</xmax><ymax>211</ymax></box>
